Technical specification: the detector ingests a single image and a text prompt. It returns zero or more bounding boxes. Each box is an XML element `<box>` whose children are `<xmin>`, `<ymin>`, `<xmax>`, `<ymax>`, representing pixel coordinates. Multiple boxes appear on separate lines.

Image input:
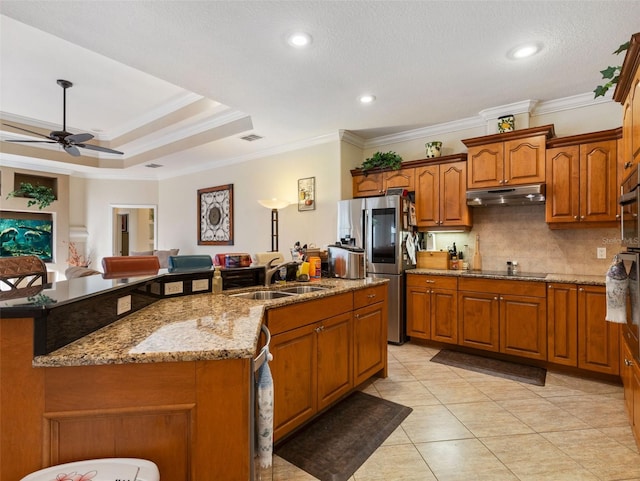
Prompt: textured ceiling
<box><xmin>0</xmin><ymin>1</ymin><xmax>639</xmax><ymax>179</ymax></box>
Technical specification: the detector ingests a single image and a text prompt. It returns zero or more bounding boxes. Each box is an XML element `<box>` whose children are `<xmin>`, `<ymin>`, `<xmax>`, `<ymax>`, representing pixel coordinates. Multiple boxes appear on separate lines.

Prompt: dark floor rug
<box><xmin>274</xmin><ymin>391</ymin><xmax>412</xmax><ymax>481</ymax></box>
<box><xmin>431</xmin><ymin>349</ymin><xmax>547</xmax><ymax>386</ymax></box>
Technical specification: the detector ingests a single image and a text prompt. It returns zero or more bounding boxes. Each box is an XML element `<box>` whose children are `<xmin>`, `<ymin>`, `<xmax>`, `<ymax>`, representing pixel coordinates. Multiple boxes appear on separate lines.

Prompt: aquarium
<box><xmin>0</xmin><ymin>211</ymin><xmax>53</xmax><ymax>262</ymax></box>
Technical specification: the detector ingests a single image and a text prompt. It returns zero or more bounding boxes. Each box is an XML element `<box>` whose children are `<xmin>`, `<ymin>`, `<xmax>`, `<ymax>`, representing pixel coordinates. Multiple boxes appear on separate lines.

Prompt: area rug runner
<box><xmin>274</xmin><ymin>391</ymin><xmax>412</xmax><ymax>481</ymax></box>
<box><xmin>430</xmin><ymin>349</ymin><xmax>547</xmax><ymax>386</ymax></box>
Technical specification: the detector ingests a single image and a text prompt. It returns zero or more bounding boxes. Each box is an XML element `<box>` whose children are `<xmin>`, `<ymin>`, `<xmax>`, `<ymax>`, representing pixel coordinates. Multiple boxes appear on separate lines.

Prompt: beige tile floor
<box><xmin>272</xmin><ymin>342</ymin><xmax>640</xmax><ymax>481</ymax></box>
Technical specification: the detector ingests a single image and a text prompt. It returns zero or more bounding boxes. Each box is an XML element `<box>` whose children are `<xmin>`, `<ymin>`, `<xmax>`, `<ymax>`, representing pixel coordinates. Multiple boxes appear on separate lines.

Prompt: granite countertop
<box><xmin>407</xmin><ymin>268</ymin><xmax>605</xmax><ymax>286</ymax></box>
<box><xmin>32</xmin><ymin>277</ymin><xmax>387</xmax><ymax>368</ymax></box>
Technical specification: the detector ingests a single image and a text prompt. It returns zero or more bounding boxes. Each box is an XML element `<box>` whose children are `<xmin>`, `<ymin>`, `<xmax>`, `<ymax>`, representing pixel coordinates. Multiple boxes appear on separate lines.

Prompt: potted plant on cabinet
<box><xmin>359</xmin><ymin>151</ymin><xmax>403</xmax><ymax>175</ymax></box>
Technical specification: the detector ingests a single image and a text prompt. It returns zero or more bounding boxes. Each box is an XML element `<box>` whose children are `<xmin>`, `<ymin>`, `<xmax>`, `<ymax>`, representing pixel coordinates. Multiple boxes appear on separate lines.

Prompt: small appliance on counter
<box><xmin>328</xmin><ymin>244</ymin><xmax>365</xmax><ymax>279</ymax></box>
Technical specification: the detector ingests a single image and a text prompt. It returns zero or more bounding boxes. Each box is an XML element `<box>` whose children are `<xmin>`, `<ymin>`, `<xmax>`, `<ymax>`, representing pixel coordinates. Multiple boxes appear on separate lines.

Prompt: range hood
<box><xmin>466</xmin><ymin>184</ymin><xmax>546</xmax><ymax>206</ymax></box>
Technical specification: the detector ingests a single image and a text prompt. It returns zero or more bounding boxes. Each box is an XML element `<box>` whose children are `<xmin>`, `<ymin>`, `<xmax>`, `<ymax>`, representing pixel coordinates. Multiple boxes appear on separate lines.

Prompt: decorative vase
<box><xmin>498</xmin><ymin>115</ymin><xmax>515</xmax><ymax>133</ymax></box>
<box><xmin>425</xmin><ymin>141</ymin><xmax>442</xmax><ymax>158</ymax></box>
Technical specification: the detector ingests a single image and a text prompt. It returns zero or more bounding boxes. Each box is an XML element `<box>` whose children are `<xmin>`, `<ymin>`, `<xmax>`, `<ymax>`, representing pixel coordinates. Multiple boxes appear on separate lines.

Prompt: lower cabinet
<box><xmin>267</xmin><ymin>288</ymin><xmax>387</xmax><ymax>441</ymax></box>
<box><xmin>547</xmin><ymin>283</ymin><xmax>578</xmax><ymax>366</ymax></box>
<box><xmin>458</xmin><ymin>278</ymin><xmax>547</xmax><ymax>360</ymax></box>
<box><xmin>406</xmin><ymin>274</ymin><xmax>458</xmax><ymax>343</ymax></box>
<box><xmin>577</xmin><ymin>285</ymin><xmax>619</xmax><ymax>375</ymax></box>
<box><xmin>620</xmin><ymin>331</ymin><xmax>640</xmax><ymax>449</ymax></box>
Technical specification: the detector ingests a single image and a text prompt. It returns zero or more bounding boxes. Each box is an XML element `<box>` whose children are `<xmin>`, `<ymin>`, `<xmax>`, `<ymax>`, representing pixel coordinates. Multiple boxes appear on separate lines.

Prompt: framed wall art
<box><xmin>298</xmin><ymin>177</ymin><xmax>315</xmax><ymax>211</ymax></box>
<box><xmin>198</xmin><ymin>184</ymin><xmax>234</xmax><ymax>245</ymax></box>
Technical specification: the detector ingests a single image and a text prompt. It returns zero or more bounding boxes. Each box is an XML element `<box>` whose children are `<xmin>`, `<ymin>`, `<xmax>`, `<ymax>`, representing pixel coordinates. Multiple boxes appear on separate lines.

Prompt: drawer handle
<box><xmin>625</xmin><ymin>358</ymin><xmax>634</xmax><ymax>367</ymax></box>
<box><xmin>425</xmin><ymin>280</ymin><xmax>435</xmax><ymax>284</ymax></box>
<box><xmin>367</xmin><ymin>294</ymin><xmax>377</xmax><ymax>298</ymax></box>
<box><xmin>315</xmin><ymin>326</ymin><xmax>325</xmax><ymax>333</ymax></box>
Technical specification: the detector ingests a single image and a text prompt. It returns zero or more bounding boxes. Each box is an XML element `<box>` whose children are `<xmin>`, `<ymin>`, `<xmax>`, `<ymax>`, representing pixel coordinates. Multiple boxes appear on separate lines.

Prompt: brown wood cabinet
<box><xmin>406</xmin><ymin>274</ymin><xmax>457</xmax><ymax>343</ymax></box>
<box><xmin>352</xmin><ymin>171</ymin><xmax>384</xmax><ymax>197</ymax></box>
<box><xmin>414</xmin><ymin>161</ymin><xmax>471</xmax><ymax>230</ymax></box>
<box><xmin>353</xmin><ymin>284</ymin><xmax>388</xmax><ymax>385</ymax></box>
<box><xmin>545</xmin><ymin>130</ymin><xmax>620</xmax><ymax>227</ymax></box>
<box><xmin>351</xmin><ymin>167</ymin><xmax>414</xmax><ymax>197</ymax></box>
<box><xmin>547</xmin><ymin>283</ymin><xmax>578</xmax><ymax>366</ymax></box>
<box><xmin>266</xmin><ymin>288</ymin><xmax>387</xmax><ymax>441</ymax></box>
<box><xmin>616</xmin><ymin>33</ymin><xmax>640</xmax><ymax>169</ymax></box>
<box><xmin>458</xmin><ymin>278</ymin><xmax>547</xmax><ymax>360</ymax></box>
<box><xmin>462</xmin><ymin>125</ymin><xmax>554</xmax><ymax>189</ymax></box>
<box><xmin>577</xmin><ymin>285</ymin><xmax>619</xmax><ymax>375</ymax></box>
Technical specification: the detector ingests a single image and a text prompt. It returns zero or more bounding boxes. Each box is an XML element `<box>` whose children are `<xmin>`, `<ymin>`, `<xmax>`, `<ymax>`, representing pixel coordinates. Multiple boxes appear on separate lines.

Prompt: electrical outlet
<box><xmin>597</xmin><ymin>247</ymin><xmax>607</xmax><ymax>259</ymax></box>
<box><xmin>117</xmin><ymin>295</ymin><xmax>132</xmax><ymax>315</ymax></box>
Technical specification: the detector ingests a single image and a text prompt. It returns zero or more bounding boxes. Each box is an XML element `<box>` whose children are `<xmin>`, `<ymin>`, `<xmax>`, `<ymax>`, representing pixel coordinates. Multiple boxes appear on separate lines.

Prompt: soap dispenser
<box><xmin>213</xmin><ymin>266</ymin><xmax>223</xmax><ymax>294</ymax></box>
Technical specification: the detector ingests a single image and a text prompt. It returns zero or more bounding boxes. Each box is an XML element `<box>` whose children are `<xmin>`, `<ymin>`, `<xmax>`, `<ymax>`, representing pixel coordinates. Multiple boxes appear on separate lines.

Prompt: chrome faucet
<box><xmin>264</xmin><ymin>257</ymin><xmax>298</xmax><ymax>286</ymax></box>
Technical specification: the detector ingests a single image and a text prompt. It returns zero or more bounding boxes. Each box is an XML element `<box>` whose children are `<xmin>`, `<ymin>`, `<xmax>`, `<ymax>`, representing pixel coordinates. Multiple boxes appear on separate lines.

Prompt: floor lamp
<box><xmin>258</xmin><ymin>199</ymin><xmax>291</xmax><ymax>252</ymax></box>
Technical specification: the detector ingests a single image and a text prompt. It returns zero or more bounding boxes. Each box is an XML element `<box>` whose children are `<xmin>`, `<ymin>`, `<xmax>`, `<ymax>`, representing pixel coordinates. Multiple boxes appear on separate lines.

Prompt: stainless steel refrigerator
<box><xmin>337</xmin><ymin>195</ymin><xmax>414</xmax><ymax>344</ymax></box>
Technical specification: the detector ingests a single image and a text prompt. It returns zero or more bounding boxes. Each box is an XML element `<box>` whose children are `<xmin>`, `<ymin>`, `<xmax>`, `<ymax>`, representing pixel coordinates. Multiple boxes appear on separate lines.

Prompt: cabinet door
<box><xmin>406</xmin><ymin>283</ymin><xmax>430</xmax><ymax>339</ymax></box>
<box><xmin>353</xmin><ymin>302</ymin><xmax>386</xmax><ymax>385</ymax></box>
<box><xmin>415</xmin><ymin>165</ymin><xmax>440</xmax><ymax>227</ymax></box>
<box><xmin>271</xmin><ymin>323</ymin><xmax>317</xmax><ymax>440</ymax></box>
<box><xmin>577</xmin><ymin>285</ymin><xmax>619</xmax><ymax>375</ymax></box>
<box><xmin>317</xmin><ymin>312</ymin><xmax>353</xmax><ymax>411</ymax></box>
<box><xmin>440</xmin><ymin>161</ymin><xmax>471</xmax><ymax>228</ymax></box>
<box><xmin>545</xmin><ymin>146</ymin><xmax>580</xmax><ymax>224</ymax></box>
<box><xmin>352</xmin><ymin>172</ymin><xmax>384</xmax><ymax>198</ymax></box>
<box><xmin>458</xmin><ymin>291</ymin><xmax>499</xmax><ymax>352</ymax></box>
<box><xmin>632</xmin><ymin>73</ymin><xmax>640</xmax><ymax>166</ymax></box>
<box><xmin>383</xmin><ymin>168</ymin><xmax>414</xmax><ymax>191</ymax></box>
<box><xmin>503</xmin><ymin>135</ymin><xmax>546</xmax><ymax>185</ymax></box>
<box><xmin>622</xmin><ymin>97</ymin><xmax>634</xmax><ymax>170</ymax></box>
<box><xmin>431</xmin><ymin>288</ymin><xmax>458</xmax><ymax>344</ymax></box>
<box><xmin>579</xmin><ymin>140</ymin><xmax>618</xmax><ymax>222</ymax></box>
<box><xmin>547</xmin><ymin>283</ymin><xmax>578</xmax><ymax>366</ymax></box>
<box><xmin>500</xmin><ymin>294</ymin><xmax>547</xmax><ymax>361</ymax></box>
<box><xmin>467</xmin><ymin>142</ymin><xmax>504</xmax><ymax>189</ymax></box>
<box><xmin>621</xmin><ymin>337</ymin><xmax>634</xmax><ymax>420</ymax></box>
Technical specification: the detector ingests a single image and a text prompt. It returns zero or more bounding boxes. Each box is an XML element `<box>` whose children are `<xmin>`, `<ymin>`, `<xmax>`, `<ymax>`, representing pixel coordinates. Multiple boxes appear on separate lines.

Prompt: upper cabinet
<box><xmin>462</xmin><ymin>125</ymin><xmax>555</xmax><ymax>189</ymax></box>
<box><xmin>545</xmin><ymin>129</ymin><xmax>621</xmax><ymax>227</ymax></box>
<box><xmin>351</xmin><ymin>167</ymin><xmax>415</xmax><ymax>198</ymax></box>
<box><xmin>414</xmin><ymin>155</ymin><xmax>471</xmax><ymax>230</ymax></box>
<box><xmin>615</xmin><ymin>32</ymin><xmax>640</xmax><ymax>172</ymax></box>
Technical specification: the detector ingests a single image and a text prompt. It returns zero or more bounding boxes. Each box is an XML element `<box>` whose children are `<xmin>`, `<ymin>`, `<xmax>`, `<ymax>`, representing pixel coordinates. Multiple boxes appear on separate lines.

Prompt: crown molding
<box><xmin>339</xmin><ymin>130</ymin><xmax>366</xmax><ymax>148</ymax></box>
<box><xmin>478</xmin><ymin>100</ymin><xmax>539</xmax><ymax>120</ymax></box>
<box><xmin>532</xmin><ymin>91</ymin><xmax>614</xmax><ymax>116</ymax></box>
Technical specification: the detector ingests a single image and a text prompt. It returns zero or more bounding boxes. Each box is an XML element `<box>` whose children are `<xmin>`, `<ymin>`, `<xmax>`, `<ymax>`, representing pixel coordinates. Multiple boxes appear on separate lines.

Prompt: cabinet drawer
<box><xmin>353</xmin><ymin>284</ymin><xmax>387</xmax><ymax>309</ymax></box>
<box><xmin>458</xmin><ymin>277</ymin><xmax>546</xmax><ymax>297</ymax></box>
<box><xmin>407</xmin><ymin>274</ymin><xmax>457</xmax><ymax>290</ymax></box>
<box><xmin>266</xmin><ymin>293</ymin><xmax>353</xmax><ymax>335</ymax></box>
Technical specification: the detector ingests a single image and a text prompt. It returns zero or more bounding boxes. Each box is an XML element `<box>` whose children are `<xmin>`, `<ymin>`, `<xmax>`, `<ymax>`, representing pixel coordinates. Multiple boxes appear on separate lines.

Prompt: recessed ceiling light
<box><xmin>508</xmin><ymin>43</ymin><xmax>541</xmax><ymax>59</ymax></box>
<box><xmin>287</xmin><ymin>32</ymin><xmax>312</xmax><ymax>48</ymax></box>
<box><xmin>359</xmin><ymin>94</ymin><xmax>376</xmax><ymax>104</ymax></box>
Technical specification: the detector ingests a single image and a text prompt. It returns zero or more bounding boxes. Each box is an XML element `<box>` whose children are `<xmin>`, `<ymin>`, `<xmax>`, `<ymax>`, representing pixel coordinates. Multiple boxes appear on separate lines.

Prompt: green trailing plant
<box><xmin>360</xmin><ymin>151</ymin><xmax>403</xmax><ymax>172</ymax></box>
<box><xmin>594</xmin><ymin>41</ymin><xmax>630</xmax><ymax>98</ymax></box>
<box><xmin>6</xmin><ymin>182</ymin><xmax>56</xmax><ymax>209</ymax></box>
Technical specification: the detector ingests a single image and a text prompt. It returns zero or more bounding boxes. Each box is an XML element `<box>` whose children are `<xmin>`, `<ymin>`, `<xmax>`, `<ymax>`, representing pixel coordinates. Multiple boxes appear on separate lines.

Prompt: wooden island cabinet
<box><xmin>1</xmin><ymin>276</ymin><xmax>388</xmax><ymax>481</ymax></box>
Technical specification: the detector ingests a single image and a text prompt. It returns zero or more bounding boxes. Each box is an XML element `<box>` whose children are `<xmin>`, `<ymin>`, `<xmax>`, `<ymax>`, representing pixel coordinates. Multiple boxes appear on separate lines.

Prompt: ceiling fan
<box><xmin>2</xmin><ymin>79</ymin><xmax>124</xmax><ymax>157</ymax></box>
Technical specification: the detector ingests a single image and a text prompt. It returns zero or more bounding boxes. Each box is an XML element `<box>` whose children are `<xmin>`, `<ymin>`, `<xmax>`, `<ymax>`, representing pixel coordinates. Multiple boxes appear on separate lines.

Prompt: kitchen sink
<box><xmin>278</xmin><ymin>285</ymin><xmax>331</xmax><ymax>294</ymax></box>
<box><xmin>229</xmin><ymin>290</ymin><xmax>297</xmax><ymax>300</ymax></box>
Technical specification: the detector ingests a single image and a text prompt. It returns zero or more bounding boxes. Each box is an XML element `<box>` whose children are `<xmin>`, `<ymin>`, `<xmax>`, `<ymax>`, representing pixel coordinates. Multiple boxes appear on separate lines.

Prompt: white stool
<box><xmin>20</xmin><ymin>458</ymin><xmax>159</xmax><ymax>481</ymax></box>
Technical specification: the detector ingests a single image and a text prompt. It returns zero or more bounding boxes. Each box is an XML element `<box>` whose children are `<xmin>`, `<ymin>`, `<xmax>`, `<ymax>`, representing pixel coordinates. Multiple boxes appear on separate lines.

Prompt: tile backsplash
<box><xmin>424</xmin><ymin>205</ymin><xmax>619</xmax><ymax>277</ymax></box>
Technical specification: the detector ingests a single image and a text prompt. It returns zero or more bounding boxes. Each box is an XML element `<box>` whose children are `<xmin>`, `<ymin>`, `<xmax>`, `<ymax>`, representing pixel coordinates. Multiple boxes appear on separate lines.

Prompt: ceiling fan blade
<box><xmin>76</xmin><ymin>143</ymin><xmax>124</xmax><ymax>155</ymax></box>
<box><xmin>66</xmin><ymin>132</ymin><xmax>94</xmax><ymax>143</ymax></box>
<box><xmin>4</xmin><ymin>140</ymin><xmax>57</xmax><ymax>143</ymax></box>
<box><xmin>2</xmin><ymin>123</ymin><xmax>53</xmax><ymax>140</ymax></box>
<box><xmin>64</xmin><ymin>144</ymin><xmax>81</xmax><ymax>157</ymax></box>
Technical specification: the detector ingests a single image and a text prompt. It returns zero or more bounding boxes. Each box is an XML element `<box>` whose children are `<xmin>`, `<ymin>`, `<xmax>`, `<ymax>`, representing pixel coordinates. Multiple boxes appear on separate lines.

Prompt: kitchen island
<box><xmin>0</xmin><ymin>274</ymin><xmax>388</xmax><ymax>481</ymax></box>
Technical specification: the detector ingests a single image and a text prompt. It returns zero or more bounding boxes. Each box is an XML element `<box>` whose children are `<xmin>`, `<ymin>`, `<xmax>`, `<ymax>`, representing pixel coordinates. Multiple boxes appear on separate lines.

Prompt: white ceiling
<box><xmin>1</xmin><ymin>1</ymin><xmax>639</xmax><ymax>180</ymax></box>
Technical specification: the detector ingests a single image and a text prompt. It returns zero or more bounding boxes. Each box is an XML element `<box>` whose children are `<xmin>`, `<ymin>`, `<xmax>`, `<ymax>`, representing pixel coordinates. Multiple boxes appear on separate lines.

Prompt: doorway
<box><xmin>111</xmin><ymin>204</ymin><xmax>157</xmax><ymax>256</ymax></box>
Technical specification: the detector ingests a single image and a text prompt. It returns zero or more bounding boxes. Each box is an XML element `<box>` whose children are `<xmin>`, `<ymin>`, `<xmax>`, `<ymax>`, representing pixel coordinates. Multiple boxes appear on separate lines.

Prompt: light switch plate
<box><xmin>597</xmin><ymin>247</ymin><xmax>607</xmax><ymax>259</ymax></box>
<box><xmin>117</xmin><ymin>295</ymin><xmax>132</xmax><ymax>315</ymax></box>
